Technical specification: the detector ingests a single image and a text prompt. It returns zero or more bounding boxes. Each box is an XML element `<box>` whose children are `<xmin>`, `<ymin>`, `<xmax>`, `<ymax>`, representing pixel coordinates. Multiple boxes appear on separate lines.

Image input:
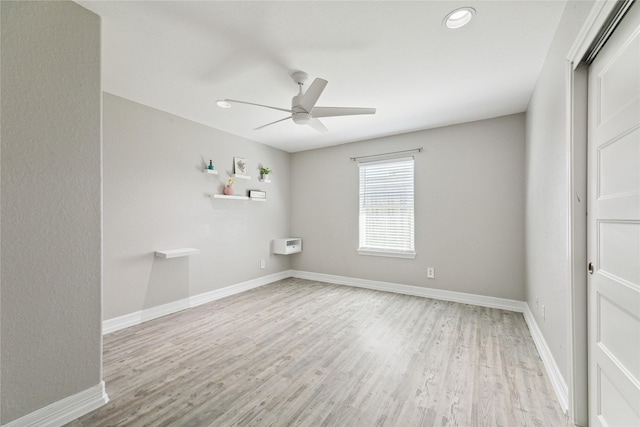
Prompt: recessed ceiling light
<box><xmin>444</xmin><ymin>7</ymin><xmax>475</xmax><ymax>29</ymax></box>
<box><xmin>216</xmin><ymin>100</ymin><xmax>231</xmax><ymax>108</ymax></box>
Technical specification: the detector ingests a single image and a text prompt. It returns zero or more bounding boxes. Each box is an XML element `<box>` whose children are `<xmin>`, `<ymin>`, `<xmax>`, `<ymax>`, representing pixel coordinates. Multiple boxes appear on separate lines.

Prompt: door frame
<box><xmin>565</xmin><ymin>1</ymin><xmax>632</xmax><ymax>425</ymax></box>
<box><xmin>566</xmin><ymin>59</ymin><xmax>588</xmax><ymax>427</ymax></box>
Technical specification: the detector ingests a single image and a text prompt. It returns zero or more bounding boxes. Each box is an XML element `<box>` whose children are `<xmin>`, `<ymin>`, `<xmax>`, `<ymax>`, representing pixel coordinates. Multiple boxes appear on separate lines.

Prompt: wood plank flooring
<box><xmin>67</xmin><ymin>278</ymin><xmax>572</xmax><ymax>426</ymax></box>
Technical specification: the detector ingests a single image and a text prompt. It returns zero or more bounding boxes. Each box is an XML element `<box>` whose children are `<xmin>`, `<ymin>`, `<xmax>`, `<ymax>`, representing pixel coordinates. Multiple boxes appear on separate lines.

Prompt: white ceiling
<box><xmin>77</xmin><ymin>1</ymin><xmax>567</xmax><ymax>153</ymax></box>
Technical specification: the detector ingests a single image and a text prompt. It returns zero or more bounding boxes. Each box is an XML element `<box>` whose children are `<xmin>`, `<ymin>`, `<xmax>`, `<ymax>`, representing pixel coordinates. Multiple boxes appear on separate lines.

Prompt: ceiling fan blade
<box><xmin>225</xmin><ymin>99</ymin><xmax>292</xmax><ymax>114</ymax></box>
<box><xmin>298</xmin><ymin>78</ymin><xmax>328</xmax><ymax>112</ymax></box>
<box><xmin>254</xmin><ymin>116</ymin><xmax>292</xmax><ymax>130</ymax></box>
<box><xmin>307</xmin><ymin>118</ymin><xmax>328</xmax><ymax>133</ymax></box>
<box><xmin>311</xmin><ymin>107</ymin><xmax>376</xmax><ymax>118</ymax></box>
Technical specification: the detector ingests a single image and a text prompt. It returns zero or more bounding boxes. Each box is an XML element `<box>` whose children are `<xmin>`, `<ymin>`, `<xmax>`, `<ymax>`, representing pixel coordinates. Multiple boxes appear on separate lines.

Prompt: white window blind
<box><xmin>358</xmin><ymin>157</ymin><xmax>415</xmax><ymax>258</ymax></box>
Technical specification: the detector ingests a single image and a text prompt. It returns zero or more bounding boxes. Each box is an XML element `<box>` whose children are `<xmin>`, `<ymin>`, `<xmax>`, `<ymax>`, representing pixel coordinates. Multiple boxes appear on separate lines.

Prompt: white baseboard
<box><xmin>522</xmin><ymin>304</ymin><xmax>569</xmax><ymax>414</ymax></box>
<box><xmin>103</xmin><ymin>270</ymin><xmax>292</xmax><ymax>334</ymax></box>
<box><xmin>188</xmin><ymin>270</ymin><xmax>291</xmax><ymax>308</ymax></box>
<box><xmin>2</xmin><ymin>382</ymin><xmax>108</xmax><ymax>427</ymax></box>
<box><xmin>290</xmin><ymin>270</ymin><xmax>526</xmax><ymax>312</ymax></box>
<box><xmin>102</xmin><ymin>298</ymin><xmax>192</xmax><ymax>334</ymax></box>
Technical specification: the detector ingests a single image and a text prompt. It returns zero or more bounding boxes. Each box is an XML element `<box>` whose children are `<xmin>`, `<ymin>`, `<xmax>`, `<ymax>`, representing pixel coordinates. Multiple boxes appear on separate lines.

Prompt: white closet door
<box><xmin>588</xmin><ymin>3</ymin><xmax>640</xmax><ymax>426</ymax></box>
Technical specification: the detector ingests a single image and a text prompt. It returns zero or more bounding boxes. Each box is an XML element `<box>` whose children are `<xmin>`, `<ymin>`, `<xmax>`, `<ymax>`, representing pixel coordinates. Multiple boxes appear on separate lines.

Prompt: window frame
<box><xmin>357</xmin><ymin>156</ymin><xmax>416</xmax><ymax>259</ymax></box>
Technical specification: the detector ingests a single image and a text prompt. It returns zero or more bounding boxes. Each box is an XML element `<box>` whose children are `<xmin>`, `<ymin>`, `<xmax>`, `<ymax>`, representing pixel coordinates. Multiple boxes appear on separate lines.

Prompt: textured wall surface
<box><xmin>0</xmin><ymin>1</ymin><xmax>102</xmax><ymax>423</ymax></box>
<box><xmin>102</xmin><ymin>94</ymin><xmax>291</xmax><ymax>320</ymax></box>
<box><xmin>291</xmin><ymin>114</ymin><xmax>526</xmax><ymax>300</ymax></box>
<box><xmin>524</xmin><ymin>0</ymin><xmax>595</xmax><ymax>383</ymax></box>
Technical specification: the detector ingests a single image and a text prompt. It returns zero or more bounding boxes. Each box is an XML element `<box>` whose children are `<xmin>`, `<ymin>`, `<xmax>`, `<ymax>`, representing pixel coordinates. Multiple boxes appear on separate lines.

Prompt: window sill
<box><xmin>357</xmin><ymin>249</ymin><xmax>416</xmax><ymax>259</ymax></box>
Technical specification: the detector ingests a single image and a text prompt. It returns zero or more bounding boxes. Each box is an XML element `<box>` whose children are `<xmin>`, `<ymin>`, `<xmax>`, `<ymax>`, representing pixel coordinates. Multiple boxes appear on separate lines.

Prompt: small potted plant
<box><xmin>260</xmin><ymin>166</ymin><xmax>272</xmax><ymax>182</ymax></box>
<box><xmin>223</xmin><ymin>178</ymin><xmax>235</xmax><ymax>195</ymax></box>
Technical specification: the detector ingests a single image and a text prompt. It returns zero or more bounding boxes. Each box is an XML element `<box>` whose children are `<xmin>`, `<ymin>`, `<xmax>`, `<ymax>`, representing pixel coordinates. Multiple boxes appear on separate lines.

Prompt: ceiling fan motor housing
<box><xmin>292</xmin><ymin>94</ymin><xmax>304</xmax><ymax>110</ymax></box>
<box><xmin>292</xmin><ymin>94</ymin><xmax>311</xmax><ymax>124</ymax></box>
<box><xmin>292</xmin><ymin>112</ymin><xmax>311</xmax><ymax>125</ymax></box>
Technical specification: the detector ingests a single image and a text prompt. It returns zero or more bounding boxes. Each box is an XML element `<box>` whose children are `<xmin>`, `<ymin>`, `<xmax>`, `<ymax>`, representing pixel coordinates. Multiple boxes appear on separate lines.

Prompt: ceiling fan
<box><xmin>217</xmin><ymin>71</ymin><xmax>376</xmax><ymax>133</ymax></box>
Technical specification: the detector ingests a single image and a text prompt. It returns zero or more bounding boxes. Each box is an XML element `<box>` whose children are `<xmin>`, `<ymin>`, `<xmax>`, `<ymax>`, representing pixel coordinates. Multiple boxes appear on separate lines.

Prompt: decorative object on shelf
<box><xmin>259</xmin><ymin>166</ymin><xmax>272</xmax><ymax>183</ymax></box>
<box><xmin>224</xmin><ymin>178</ymin><xmax>235</xmax><ymax>195</ymax></box>
<box><xmin>249</xmin><ymin>190</ymin><xmax>266</xmax><ymax>200</ymax></box>
<box><xmin>203</xmin><ymin>158</ymin><xmax>218</xmax><ymax>174</ymax></box>
<box><xmin>234</xmin><ymin>157</ymin><xmax>248</xmax><ymax>177</ymax></box>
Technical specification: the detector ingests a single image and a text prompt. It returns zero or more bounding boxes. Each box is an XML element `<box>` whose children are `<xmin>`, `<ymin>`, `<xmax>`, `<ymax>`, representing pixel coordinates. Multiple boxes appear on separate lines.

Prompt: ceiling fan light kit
<box><xmin>218</xmin><ymin>72</ymin><xmax>376</xmax><ymax>133</ymax></box>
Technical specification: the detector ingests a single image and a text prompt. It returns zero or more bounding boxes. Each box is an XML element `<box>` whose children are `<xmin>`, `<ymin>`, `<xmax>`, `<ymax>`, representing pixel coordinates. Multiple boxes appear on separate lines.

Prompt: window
<box><xmin>358</xmin><ymin>157</ymin><xmax>415</xmax><ymax>258</ymax></box>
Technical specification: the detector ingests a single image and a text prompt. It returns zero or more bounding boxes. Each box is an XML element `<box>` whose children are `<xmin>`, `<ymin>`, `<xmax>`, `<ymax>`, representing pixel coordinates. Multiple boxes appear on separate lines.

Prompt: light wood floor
<box><xmin>68</xmin><ymin>278</ymin><xmax>572</xmax><ymax>426</ymax></box>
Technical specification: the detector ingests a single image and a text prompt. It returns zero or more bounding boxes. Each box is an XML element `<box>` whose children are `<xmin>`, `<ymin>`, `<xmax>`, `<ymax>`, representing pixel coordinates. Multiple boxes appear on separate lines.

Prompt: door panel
<box><xmin>597</xmin><ymin>364</ymin><xmax>640</xmax><ymax>427</ymax></box>
<box><xmin>598</xmin><ymin>221</ymin><xmax>640</xmax><ymax>286</ymax></box>
<box><xmin>598</xmin><ymin>127</ymin><xmax>639</xmax><ymax>197</ymax></box>
<box><xmin>597</xmin><ymin>30</ymin><xmax>639</xmax><ymax>126</ymax></box>
<box><xmin>588</xmin><ymin>2</ymin><xmax>640</xmax><ymax>427</ymax></box>
<box><xmin>597</xmin><ymin>285</ymin><xmax>640</xmax><ymax>381</ymax></box>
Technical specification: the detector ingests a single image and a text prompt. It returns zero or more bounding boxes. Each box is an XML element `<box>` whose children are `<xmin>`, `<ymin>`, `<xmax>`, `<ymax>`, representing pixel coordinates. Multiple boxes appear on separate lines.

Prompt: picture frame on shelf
<box><xmin>234</xmin><ymin>157</ymin><xmax>248</xmax><ymax>177</ymax></box>
<box><xmin>249</xmin><ymin>190</ymin><xmax>266</xmax><ymax>200</ymax></box>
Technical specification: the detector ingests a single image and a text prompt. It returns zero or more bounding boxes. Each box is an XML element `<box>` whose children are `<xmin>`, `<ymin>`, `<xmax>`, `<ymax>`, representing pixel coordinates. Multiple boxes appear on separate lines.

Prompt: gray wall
<box><xmin>524</xmin><ymin>0</ymin><xmax>594</xmax><ymax>384</ymax></box>
<box><xmin>290</xmin><ymin>114</ymin><xmax>526</xmax><ymax>300</ymax></box>
<box><xmin>0</xmin><ymin>2</ymin><xmax>102</xmax><ymax>424</ymax></box>
<box><xmin>102</xmin><ymin>94</ymin><xmax>291</xmax><ymax>320</ymax></box>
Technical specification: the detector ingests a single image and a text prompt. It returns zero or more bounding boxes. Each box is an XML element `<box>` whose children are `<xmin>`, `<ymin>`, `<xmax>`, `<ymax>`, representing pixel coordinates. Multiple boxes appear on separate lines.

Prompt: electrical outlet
<box><xmin>260</xmin><ymin>259</ymin><xmax>266</xmax><ymax>269</ymax></box>
<box><xmin>427</xmin><ymin>267</ymin><xmax>435</xmax><ymax>279</ymax></box>
<box><xmin>541</xmin><ymin>304</ymin><xmax>546</xmax><ymax>320</ymax></box>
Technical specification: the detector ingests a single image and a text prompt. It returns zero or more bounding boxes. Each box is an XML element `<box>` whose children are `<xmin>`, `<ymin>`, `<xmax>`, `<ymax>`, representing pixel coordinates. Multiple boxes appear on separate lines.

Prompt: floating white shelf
<box><xmin>155</xmin><ymin>248</ymin><xmax>200</xmax><ymax>259</ymax></box>
<box><xmin>211</xmin><ymin>194</ymin><xmax>266</xmax><ymax>201</ymax></box>
<box><xmin>203</xmin><ymin>169</ymin><xmax>219</xmax><ymax>175</ymax></box>
<box><xmin>232</xmin><ymin>174</ymin><xmax>251</xmax><ymax>180</ymax></box>
<box><xmin>259</xmin><ymin>178</ymin><xmax>271</xmax><ymax>183</ymax></box>
<box><xmin>273</xmin><ymin>238</ymin><xmax>302</xmax><ymax>255</ymax></box>
<box><xmin>213</xmin><ymin>194</ymin><xmax>249</xmax><ymax>200</ymax></box>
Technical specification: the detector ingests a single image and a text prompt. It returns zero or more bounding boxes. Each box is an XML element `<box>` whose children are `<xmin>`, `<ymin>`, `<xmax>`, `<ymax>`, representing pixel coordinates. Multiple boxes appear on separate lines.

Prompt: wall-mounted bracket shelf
<box><xmin>203</xmin><ymin>169</ymin><xmax>219</xmax><ymax>175</ymax></box>
<box><xmin>232</xmin><ymin>174</ymin><xmax>251</xmax><ymax>180</ymax></box>
<box><xmin>155</xmin><ymin>248</ymin><xmax>200</xmax><ymax>258</ymax></box>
